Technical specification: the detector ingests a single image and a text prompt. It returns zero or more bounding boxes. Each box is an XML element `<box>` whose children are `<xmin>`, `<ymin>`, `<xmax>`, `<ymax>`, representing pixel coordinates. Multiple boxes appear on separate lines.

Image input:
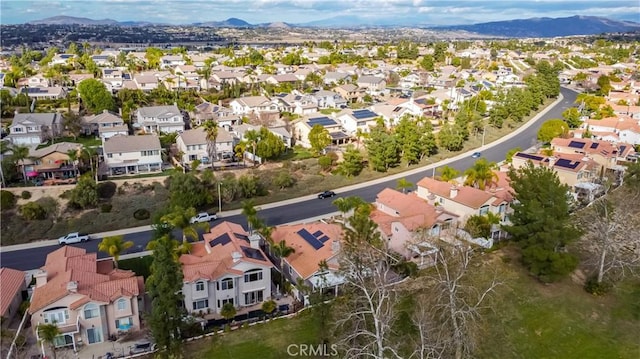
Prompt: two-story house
<box><xmin>512</xmin><ymin>152</ymin><xmax>601</xmax><ymax>189</ymax></box>
<box><xmin>370</xmin><ymin>188</ymin><xmax>458</xmax><ymax>266</ymax></box>
<box><xmin>229</xmin><ymin>96</ymin><xmax>278</xmax><ymax>116</ymax></box>
<box><xmin>180</xmin><ymin>221</ymin><xmax>273</xmax><ymax>315</ymax></box>
<box><xmin>176</xmin><ymin>126</ymin><xmax>237</xmax><ymax>165</ymax></box>
<box><xmin>357</xmin><ymin>75</ymin><xmax>387</xmax><ymax>95</ymax></box>
<box><xmin>334</xmin><ymin>84</ymin><xmax>363</xmax><ymax>104</ymax></box>
<box><xmin>133</xmin><ymin>74</ymin><xmax>158</xmax><ymax>92</ymax></box>
<box><xmin>102</xmin><ymin>134</ymin><xmax>162</xmax><ymax>176</ymax></box>
<box><xmin>22</xmin><ymin>142</ymin><xmax>81</xmax><ymax>180</ymax></box>
<box><xmin>336</xmin><ymin>108</ymin><xmax>380</xmax><ymax>135</ymax></box>
<box><xmin>550</xmin><ymin>138</ymin><xmax>635</xmax><ymax>172</ymax></box>
<box><xmin>577</xmin><ymin>116</ymin><xmax>640</xmax><ymax>145</ymax></box>
<box><xmin>82</xmin><ymin>110</ymin><xmax>128</xmax><ymax>139</ymax></box>
<box><xmin>8</xmin><ymin>113</ymin><xmax>62</xmax><ymax>145</ymax></box>
<box><xmin>21</xmin><ymin>87</ymin><xmax>67</xmax><ymax>100</ymax></box>
<box><xmin>29</xmin><ymin>247</ymin><xmax>144</xmax><ymax>351</ymax></box>
<box><xmin>160</xmin><ymin>55</ymin><xmax>186</xmax><ymax>69</ymax></box>
<box><xmin>310</xmin><ymin>90</ymin><xmax>348</xmax><ymax>109</ymax></box>
<box><xmin>292</xmin><ymin>114</ymin><xmax>350</xmax><ymax>148</ymax></box>
<box><xmin>135</xmin><ymin>105</ymin><xmax>185</xmax><ymax>134</ymax></box>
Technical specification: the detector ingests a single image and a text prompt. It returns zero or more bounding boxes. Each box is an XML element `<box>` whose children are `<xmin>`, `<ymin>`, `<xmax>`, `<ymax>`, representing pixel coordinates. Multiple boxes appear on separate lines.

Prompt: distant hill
<box><xmin>28</xmin><ymin>16</ymin><xmax>119</xmax><ymax>25</ymax></box>
<box><xmin>194</xmin><ymin>18</ymin><xmax>253</xmax><ymax>27</ymax></box>
<box><xmin>434</xmin><ymin>15</ymin><xmax>640</xmax><ymax>38</ymax></box>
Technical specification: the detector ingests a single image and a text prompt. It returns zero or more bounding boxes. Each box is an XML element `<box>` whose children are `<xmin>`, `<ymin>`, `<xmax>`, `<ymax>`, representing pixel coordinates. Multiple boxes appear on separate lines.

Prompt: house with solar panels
<box><xmin>336</xmin><ymin>109</ymin><xmax>381</xmax><ymax>135</ymax></box>
<box><xmin>293</xmin><ymin>114</ymin><xmax>351</xmax><ymax>148</ymax></box>
<box><xmin>270</xmin><ymin>222</ymin><xmax>345</xmax><ymax>299</ymax></box>
<box><xmin>550</xmin><ymin>138</ymin><xmax>635</xmax><ymax>172</ymax></box>
<box><xmin>179</xmin><ymin>221</ymin><xmax>273</xmax><ymax>315</ymax></box>
<box><xmin>511</xmin><ymin>151</ymin><xmax>601</xmax><ymax>188</ymax></box>
<box><xmin>50</xmin><ymin>53</ymin><xmax>76</xmax><ymax>66</ymax></box>
<box><xmin>20</xmin><ymin>86</ymin><xmax>67</xmax><ymax>100</ymax></box>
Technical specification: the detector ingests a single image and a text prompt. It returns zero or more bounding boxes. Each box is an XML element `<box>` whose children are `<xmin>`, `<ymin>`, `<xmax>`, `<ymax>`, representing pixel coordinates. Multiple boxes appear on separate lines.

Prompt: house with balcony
<box><xmin>180</xmin><ymin>221</ymin><xmax>273</xmax><ymax>316</ymax></box>
<box><xmin>22</xmin><ymin>142</ymin><xmax>81</xmax><ymax>180</ymax></box>
<box><xmin>370</xmin><ymin>188</ymin><xmax>459</xmax><ymax>267</ymax></box>
<box><xmin>102</xmin><ymin>134</ymin><xmax>162</xmax><ymax>176</ymax></box>
<box><xmin>82</xmin><ymin>110</ymin><xmax>129</xmax><ymax>139</ymax></box>
<box><xmin>8</xmin><ymin>113</ymin><xmax>62</xmax><ymax>145</ymax></box>
<box><xmin>270</xmin><ymin>222</ymin><xmax>345</xmax><ymax>299</ymax></box>
<box><xmin>135</xmin><ymin>104</ymin><xmax>185</xmax><ymax>134</ymax></box>
<box><xmin>175</xmin><ymin>126</ymin><xmax>237</xmax><ymax>165</ymax></box>
<box><xmin>29</xmin><ymin>246</ymin><xmax>144</xmax><ymax>351</ymax></box>
<box><xmin>0</xmin><ymin>267</ymin><xmax>26</xmax><ymax>327</ymax></box>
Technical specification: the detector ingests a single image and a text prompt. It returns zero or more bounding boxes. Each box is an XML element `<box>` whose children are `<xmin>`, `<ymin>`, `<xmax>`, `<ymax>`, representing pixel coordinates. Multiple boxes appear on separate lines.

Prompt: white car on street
<box><xmin>58</xmin><ymin>232</ymin><xmax>91</xmax><ymax>245</ymax></box>
<box><xmin>189</xmin><ymin>212</ymin><xmax>218</xmax><ymax>224</ymax></box>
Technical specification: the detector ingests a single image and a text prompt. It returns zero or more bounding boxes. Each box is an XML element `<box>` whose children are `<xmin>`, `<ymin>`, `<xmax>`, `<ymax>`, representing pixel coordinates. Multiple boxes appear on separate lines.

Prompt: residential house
<box><xmin>0</xmin><ymin>267</ymin><xmax>26</xmax><ymax>326</ymax></box>
<box><xmin>22</xmin><ymin>142</ymin><xmax>81</xmax><ymax>180</ymax></box>
<box><xmin>270</xmin><ymin>222</ymin><xmax>345</xmax><ymax>295</ymax></box>
<box><xmin>135</xmin><ymin>104</ymin><xmax>185</xmax><ymax>134</ymax></box>
<box><xmin>83</xmin><ymin>110</ymin><xmax>129</xmax><ymax>139</ymax></box>
<box><xmin>336</xmin><ymin>108</ymin><xmax>380</xmax><ymax>135</ymax></box>
<box><xmin>577</xmin><ymin>116</ymin><xmax>640</xmax><ymax>145</ymax></box>
<box><xmin>102</xmin><ymin>134</ymin><xmax>162</xmax><ymax>176</ymax></box>
<box><xmin>323</xmin><ymin>72</ymin><xmax>352</xmax><ymax>86</ymax></box>
<box><xmin>133</xmin><ymin>74</ymin><xmax>158</xmax><ymax>92</ymax></box>
<box><xmin>50</xmin><ymin>53</ymin><xmax>76</xmax><ymax>66</ymax></box>
<box><xmin>212</xmin><ymin>71</ymin><xmax>244</xmax><ymax>86</ymax></box>
<box><xmin>370</xmin><ymin>188</ymin><xmax>458</xmax><ymax>267</ymax></box>
<box><xmin>229</xmin><ymin>96</ymin><xmax>278</xmax><ymax>116</ymax></box>
<box><xmin>29</xmin><ymin>246</ymin><xmax>145</xmax><ymax>350</ymax></box>
<box><xmin>27</xmin><ymin>74</ymin><xmax>49</xmax><ymax>87</ymax></box>
<box><xmin>334</xmin><ymin>84</ymin><xmax>362</xmax><ymax>103</ymax></box>
<box><xmin>102</xmin><ymin>69</ymin><xmax>124</xmax><ymax>91</ymax></box>
<box><xmin>356</xmin><ymin>76</ymin><xmax>387</xmax><ymax>95</ymax></box>
<box><xmin>21</xmin><ymin>87</ymin><xmax>67</xmax><ymax>100</ymax></box>
<box><xmin>310</xmin><ymin>90</ymin><xmax>347</xmax><ymax>109</ymax></box>
<box><xmin>174</xmin><ymin>65</ymin><xmax>200</xmax><ymax>81</ymax></box>
<box><xmin>416</xmin><ymin>176</ymin><xmax>514</xmax><ymax>239</ymax></box>
<box><xmin>511</xmin><ymin>152</ymin><xmax>600</xmax><ymax>188</ymax></box>
<box><xmin>180</xmin><ymin>221</ymin><xmax>273</xmax><ymax>315</ymax></box>
<box><xmin>8</xmin><ymin>113</ymin><xmax>62</xmax><ymax>145</ymax></box>
<box><xmin>550</xmin><ymin>138</ymin><xmax>635</xmax><ymax>171</ymax></box>
<box><xmin>193</xmin><ymin>102</ymin><xmax>239</xmax><ymax>127</ymax></box>
<box><xmin>176</xmin><ymin>126</ymin><xmax>237</xmax><ymax>164</ymax></box>
<box><xmin>292</xmin><ymin>114</ymin><xmax>350</xmax><ymax>148</ymax></box>
<box><xmin>160</xmin><ymin>55</ymin><xmax>186</xmax><ymax>69</ymax></box>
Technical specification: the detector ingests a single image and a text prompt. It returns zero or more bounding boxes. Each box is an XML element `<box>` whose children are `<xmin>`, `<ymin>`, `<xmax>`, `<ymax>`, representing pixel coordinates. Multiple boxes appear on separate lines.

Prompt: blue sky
<box><xmin>2</xmin><ymin>0</ymin><xmax>639</xmax><ymax>26</ymax></box>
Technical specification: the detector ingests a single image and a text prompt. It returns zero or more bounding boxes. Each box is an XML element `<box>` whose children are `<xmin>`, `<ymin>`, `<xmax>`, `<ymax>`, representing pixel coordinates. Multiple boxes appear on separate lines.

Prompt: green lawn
<box><xmin>192</xmin><ymin>311</ymin><xmax>321</xmax><ymax>359</ymax></box>
<box><xmin>36</xmin><ymin>135</ymin><xmax>102</xmax><ymax>149</ymax></box>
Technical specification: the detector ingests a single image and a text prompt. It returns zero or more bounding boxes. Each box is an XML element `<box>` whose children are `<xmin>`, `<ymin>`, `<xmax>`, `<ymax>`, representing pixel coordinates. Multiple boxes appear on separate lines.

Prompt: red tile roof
<box><xmin>416</xmin><ymin>177</ymin><xmax>495</xmax><ymax>209</ymax></box>
<box><xmin>0</xmin><ymin>267</ymin><xmax>25</xmax><ymax>316</ymax></box>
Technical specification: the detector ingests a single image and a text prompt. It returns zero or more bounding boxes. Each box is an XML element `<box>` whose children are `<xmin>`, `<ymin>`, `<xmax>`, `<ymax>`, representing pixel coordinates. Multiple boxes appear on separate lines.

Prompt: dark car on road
<box><xmin>317</xmin><ymin>190</ymin><xmax>336</xmax><ymax>199</ymax></box>
<box><xmin>471</xmin><ymin>152</ymin><xmax>482</xmax><ymax>158</ymax></box>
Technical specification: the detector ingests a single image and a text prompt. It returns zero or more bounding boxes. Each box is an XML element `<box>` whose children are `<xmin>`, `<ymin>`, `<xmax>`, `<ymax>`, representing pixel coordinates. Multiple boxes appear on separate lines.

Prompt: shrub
<box><xmin>20</xmin><ymin>190</ymin><xmax>31</xmax><ymax>200</ymax></box>
<box><xmin>584</xmin><ymin>276</ymin><xmax>611</xmax><ymax>296</ymax></box>
<box><xmin>133</xmin><ymin>208</ymin><xmax>150</xmax><ymax>220</ymax></box>
<box><xmin>0</xmin><ymin>190</ymin><xmax>16</xmax><ymax>210</ymax></box>
<box><xmin>36</xmin><ymin>197</ymin><xmax>59</xmax><ymax>218</ymax></box>
<box><xmin>318</xmin><ymin>155</ymin><xmax>333</xmax><ymax>171</ymax></box>
<box><xmin>20</xmin><ymin>202</ymin><xmax>47</xmax><ymax>220</ymax></box>
<box><xmin>101</xmin><ymin>203</ymin><xmax>113</xmax><ymax>213</ymax></box>
<box><xmin>97</xmin><ymin>181</ymin><xmax>117</xmax><ymax>199</ymax></box>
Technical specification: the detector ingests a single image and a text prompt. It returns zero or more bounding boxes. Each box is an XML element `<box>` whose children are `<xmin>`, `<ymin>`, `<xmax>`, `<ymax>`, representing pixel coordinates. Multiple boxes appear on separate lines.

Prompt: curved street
<box><xmin>0</xmin><ymin>87</ymin><xmax>579</xmax><ymax>270</ymax></box>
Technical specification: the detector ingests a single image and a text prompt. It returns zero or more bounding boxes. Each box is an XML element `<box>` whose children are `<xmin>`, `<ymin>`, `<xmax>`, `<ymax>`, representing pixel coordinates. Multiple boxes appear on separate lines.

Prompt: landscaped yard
<box><xmin>187</xmin><ymin>248</ymin><xmax>640</xmax><ymax>359</ymax></box>
<box><xmin>36</xmin><ymin>135</ymin><xmax>103</xmax><ymax>149</ymax></box>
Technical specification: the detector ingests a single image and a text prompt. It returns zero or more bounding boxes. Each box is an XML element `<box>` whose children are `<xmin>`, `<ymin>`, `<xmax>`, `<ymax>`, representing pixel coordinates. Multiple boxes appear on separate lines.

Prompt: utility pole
<box><xmin>217</xmin><ymin>181</ymin><xmax>222</xmax><ymax>214</ymax></box>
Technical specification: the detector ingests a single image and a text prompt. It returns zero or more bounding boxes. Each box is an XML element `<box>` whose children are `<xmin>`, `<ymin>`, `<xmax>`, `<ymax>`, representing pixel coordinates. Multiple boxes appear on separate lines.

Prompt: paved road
<box><xmin>0</xmin><ymin>88</ymin><xmax>578</xmax><ymax>271</ymax></box>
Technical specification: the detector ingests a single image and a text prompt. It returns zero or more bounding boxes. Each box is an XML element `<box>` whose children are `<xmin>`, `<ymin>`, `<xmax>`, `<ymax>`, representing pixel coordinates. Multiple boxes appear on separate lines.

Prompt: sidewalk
<box><xmin>0</xmin><ymin>91</ymin><xmax>564</xmax><ymax>254</ymax></box>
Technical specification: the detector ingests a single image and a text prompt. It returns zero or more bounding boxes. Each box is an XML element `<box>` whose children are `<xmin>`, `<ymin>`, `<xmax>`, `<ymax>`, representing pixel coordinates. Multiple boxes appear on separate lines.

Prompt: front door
<box><xmin>87</xmin><ymin>327</ymin><xmax>103</xmax><ymax>344</ymax></box>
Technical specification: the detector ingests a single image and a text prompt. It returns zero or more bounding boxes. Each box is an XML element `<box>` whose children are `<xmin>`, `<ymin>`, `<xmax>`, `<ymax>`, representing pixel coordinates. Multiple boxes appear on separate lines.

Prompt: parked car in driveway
<box><xmin>58</xmin><ymin>232</ymin><xmax>91</xmax><ymax>245</ymax></box>
<box><xmin>317</xmin><ymin>190</ymin><xmax>336</xmax><ymax>199</ymax></box>
<box><xmin>189</xmin><ymin>212</ymin><xmax>218</xmax><ymax>223</ymax></box>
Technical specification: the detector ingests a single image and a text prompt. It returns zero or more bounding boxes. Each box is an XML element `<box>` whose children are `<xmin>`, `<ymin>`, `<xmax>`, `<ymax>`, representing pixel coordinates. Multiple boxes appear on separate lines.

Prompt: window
<box><xmin>195</xmin><ymin>281</ymin><xmax>205</xmax><ymax>291</ymax></box>
<box><xmin>244</xmin><ymin>290</ymin><xmax>264</xmax><ymax>305</ymax></box>
<box><xmin>115</xmin><ymin>317</ymin><xmax>132</xmax><ymax>330</ymax></box>
<box><xmin>107</xmin><ymin>153</ymin><xmax>113</xmax><ymax>158</ymax></box>
<box><xmin>87</xmin><ymin>327</ymin><xmax>102</xmax><ymax>344</ymax></box>
<box><xmin>218</xmin><ymin>298</ymin><xmax>234</xmax><ymax>308</ymax></box>
<box><xmin>221</xmin><ymin>278</ymin><xmax>233</xmax><ymax>290</ymax></box>
<box><xmin>116</xmin><ymin>298</ymin><xmax>127</xmax><ymax>311</ymax></box>
<box><xmin>44</xmin><ymin>309</ymin><xmax>69</xmax><ymax>324</ymax></box>
<box><xmin>244</xmin><ymin>269</ymin><xmax>263</xmax><ymax>283</ymax></box>
<box><xmin>479</xmin><ymin>205</ymin><xmax>489</xmax><ymax>215</ymax></box>
<box><xmin>439</xmin><ymin>198</ymin><xmax>444</xmax><ymax>204</ymax></box>
<box><xmin>84</xmin><ymin>304</ymin><xmax>99</xmax><ymax>319</ymax></box>
<box><xmin>192</xmin><ymin>299</ymin><xmax>209</xmax><ymax>310</ymax></box>
<box><xmin>288</xmin><ymin>266</ymin><xmax>292</xmax><ymax>274</ymax></box>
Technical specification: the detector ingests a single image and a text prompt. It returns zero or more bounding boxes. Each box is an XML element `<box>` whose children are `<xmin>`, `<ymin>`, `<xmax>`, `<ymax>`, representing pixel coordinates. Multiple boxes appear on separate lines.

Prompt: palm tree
<box><xmin>10</xmin><ymin>144</ymin><xmax>33</xmax><ymax>184</ymax></box>
<box><xmin>464</xmin><ymin>158</ymin><xmax>498</xmax><ymax>190</ymax></box>
<box><xmin>271</xmin><ymin>240</ymin><xmax>295</xmax><ymax>295</ymax></box>
<box><xmin>332</xmin><ymin>196</ymin><xmax>366</xmax><ymax>218</ymax></box>
<box><xmin>82</xmin><ymin>147</ymin><xmax>99</xmax><ymax>182</ymax></box>
<box><xmin>202</xmin><ymin>120</ymin><xmax>219</xmax><ymax>170</ymax></box>
<box><xmin>244</xmin><ymin>129</ymin><xmax>261</xmax><ymax>167</ymax></box>
<box><xmin>66</xmin><ymin>148</ymin><xmax>80</xmax><ymax>177</ymax></box>
<box><xmin>38</xmin><ymin>323</ymin><xmax>61</xmax><ymax>359</ymax></box>
<box><xmin>98</xmin><ymin>235</ymin><xmax>134</xmax><ymax>268</ymax></box>
<box><xmin>241</xmin><ymin>199</ymin><xmax>263</xmax><ymax>233</ymax></box>
<box><xmin>396</xmin><ymin>178</ymin><xmax>413</xmax><ymax>194</ymax></box>
<box><xmin>437</xmin><ymin>165</ymin><xmax>460</xmax><ymax>184</ymax></box>
<box><xmin>160</xmin><ymin>206</ymin><xmax>209</xmax><ymax>243</ymax></box>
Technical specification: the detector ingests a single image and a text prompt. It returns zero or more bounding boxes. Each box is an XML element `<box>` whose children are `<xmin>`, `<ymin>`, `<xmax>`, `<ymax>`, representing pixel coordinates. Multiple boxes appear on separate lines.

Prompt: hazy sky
<box><xmin>2</xmin><ymin>0</ymin><xmax>639</xmax><ymax>25</ymax></box>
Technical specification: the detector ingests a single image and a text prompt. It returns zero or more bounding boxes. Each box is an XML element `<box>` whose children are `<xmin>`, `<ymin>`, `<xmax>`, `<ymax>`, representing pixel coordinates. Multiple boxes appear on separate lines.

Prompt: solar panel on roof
<box><xmin>209</xmin><ymin>233</ymin><xmax>231</xmax><ymax>247</ymax></box>
<box><xmin>590</xmin><ymin>143</ymin><xmax>599</xmax><ymax>149</ymax></box>
<box><xmin>318</xmin><ymin>235</ymin><xmax>330</xmax><ymax>243</ymax></box>
<box><xmin>234</xmin><ymin>233</ymin><xmax>249</xmax><ymax>241</ymax></box>
<box><xmin>555</xmin><ymin>158</ymin><xmax>580</xmax><ymax>169</ymax></box>
<box><xmin>297</xmin><ymin>229</ymin><xmax>324</xmax><ymax>250</ymax></box>
<box><xmin>568</xmin><ymin>141</ymin><xmax>585</xmax><ymax>149</ymax></box>
<box><xmin>241</xmin><ymin>246</ymin><xmax>266</xmax><ymax>261</ymax></box>
<box><xmin>312</xmin><ymin>230</ymin><xmax>324</xmax><ymax>237</ymax></box>
<box><xmin>352</xmin><ymin>109</ymin><xmax>377</xmax><ymax>119</ymax></box>
<box><xmin>619</xmin><ymin>145</ymin><xmax>627</xmax><ymax>153</ymax></box>
<box><xmin>307</xmin><ymin>117</ymin><xmax>337</xmax><ymax>127</ymax></box>
<box><xmin>515</xmin><ymin>152</ymin><xmax>544</xmax><ymax>161</ymax></box>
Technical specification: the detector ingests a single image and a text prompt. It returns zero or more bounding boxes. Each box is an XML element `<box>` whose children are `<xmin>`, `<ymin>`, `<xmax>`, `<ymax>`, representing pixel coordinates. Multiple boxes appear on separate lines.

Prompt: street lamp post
<box><xmin>217</xmin><ymin>182</ymin><xmax>222</xmax><ymax>214</ymax></box>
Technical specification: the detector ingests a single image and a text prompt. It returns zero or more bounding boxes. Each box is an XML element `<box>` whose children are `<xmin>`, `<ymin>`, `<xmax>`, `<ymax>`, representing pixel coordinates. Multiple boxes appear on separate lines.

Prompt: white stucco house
<box><xmin>135</xmin><ymin>105</ymin><xmax>185</xmax><ymax>134</ymax></box>
<box><xmin>102</xmin><ymin>134</ymin><xmax>162</xmax><ymax>176</ymax></box>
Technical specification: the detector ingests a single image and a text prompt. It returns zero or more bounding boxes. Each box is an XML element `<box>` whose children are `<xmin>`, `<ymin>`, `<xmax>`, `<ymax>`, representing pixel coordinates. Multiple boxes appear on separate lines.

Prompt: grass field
<box><xmin>188</xmin><ymin>248</ymin><xmax>640</xmax><ymax>359</ymax></box>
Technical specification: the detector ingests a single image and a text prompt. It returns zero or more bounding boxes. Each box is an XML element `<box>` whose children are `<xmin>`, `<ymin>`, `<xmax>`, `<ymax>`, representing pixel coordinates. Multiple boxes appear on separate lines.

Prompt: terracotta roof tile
<box><xmin>0</xmin><ymin>267</ymin><xmax>25</xmax><ymax>316</ymax></box>
<box><xmin>416</xmin><ymin>177</ymin><xmax>494</xmax><ymax>209</ymax></box>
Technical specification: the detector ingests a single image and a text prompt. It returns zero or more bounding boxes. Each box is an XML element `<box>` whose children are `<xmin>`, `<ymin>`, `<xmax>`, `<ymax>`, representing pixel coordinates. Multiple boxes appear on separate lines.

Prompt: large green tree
<box><xmin>308</xmin><ymin>124</ymin><xmax>331</xmax><ymax>156</ymax></box>
<box><xmin>77</xmin><ymin>78</ymin><xmax>115</xmax><ymax>114</ymax></box>
<box><xmin>167</xmin><ymin>172</ymin><xmax>211</xmax><ymax>209</ymax></box>
<box><xmin>464</xmin><ymin>158</ymin><xmax>498</xmax><ymax>190</ymax></box>
<box><xmin>337</xmin><ymin>145</ymin><xmax>364</xmax><ymax>178</ymax></box>
<box><xmin>366</xmin><ymin>122</ymin><xmax>400</xmax><ymax>172</ymax></box>
<box><xmin>537</xmin><ymin>119</ymin><xmax>569</xmax><ymax>143</ymax></box>
<box><xmin>146</xmin><ymin>234</ymin><xmax>185</xmax><ymax>358</ymax></box>
<box><xmin>69</xmin><ymin>174</ymin><xmax>98</xmax><ymax>209</ymax></box>
<box><xmin>504</xmin><ymin>162</ymin><xmax>580</xmax><ymax>282</ymax></box>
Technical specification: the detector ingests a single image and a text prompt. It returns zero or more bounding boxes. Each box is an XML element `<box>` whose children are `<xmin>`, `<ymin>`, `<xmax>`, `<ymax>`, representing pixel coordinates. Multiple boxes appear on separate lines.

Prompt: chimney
<box><xmin>34</xmin><ymin>270</ymin><xmax>48</xmax><ymax>288</ymax></box>
<box><xmin>450</xmin><ymin>186</ymin><xmax>458</xmax><ymax>198</ymax></box>
<box><xmin>331</xmin><ymin>240</ymin><xmax>341</xmax><ymax>254</ymax></box>
<box><xmin>232</xmin><ymin>251</ymin><xmax>242</xmax><ymax>263</ymax></box>
<box><xmin>66</xmin><ymin>281</ymin><xmax>78</xmax><ymax>293</ymax></box>
<box><xmin>249</xmin><ymin>233</ymin><xmax>261</xmax><ymax>249</ymax></box>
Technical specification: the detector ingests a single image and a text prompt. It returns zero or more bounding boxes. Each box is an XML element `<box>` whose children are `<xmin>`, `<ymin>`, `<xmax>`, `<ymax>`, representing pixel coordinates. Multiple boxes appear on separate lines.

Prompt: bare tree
<box><xmin>576</xmin><ymin>188</ymin><xmax>640</xmax><ymax>284</ymax></box>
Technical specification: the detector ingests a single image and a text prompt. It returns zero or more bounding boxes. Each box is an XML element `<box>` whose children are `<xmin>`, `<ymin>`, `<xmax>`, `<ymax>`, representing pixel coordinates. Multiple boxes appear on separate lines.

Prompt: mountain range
<box><xmin>25</xmin><ymin>15</ymin><xmax>640</xmax><ymax>38</ymax></box>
